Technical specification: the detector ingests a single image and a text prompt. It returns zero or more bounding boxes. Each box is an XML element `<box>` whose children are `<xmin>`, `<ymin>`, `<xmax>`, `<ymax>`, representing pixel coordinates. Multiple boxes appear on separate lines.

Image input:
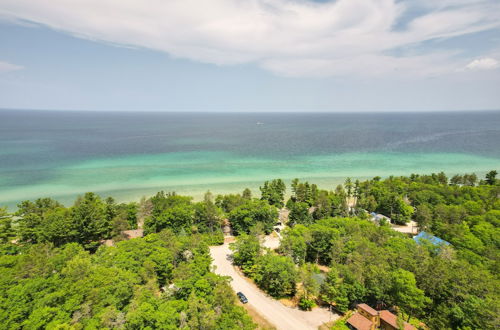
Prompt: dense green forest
<box><xmin>231</xmin><ymin>173</ymin><xmax>499</xmax><ymax>329</ymax></box>
<box><xmin>0</xmin><ymin>170</ymin><xmax>498</xmax><ymax>329</ymax></box>
<box><xmin>0</xmin><ymin>232</ymin><xmax>255</xmax><ymax>329</ymax></box>
<box><xmin>0</xmin><ymin>193</ymin><xmax>254</xmax><ymax>329</ymax></box>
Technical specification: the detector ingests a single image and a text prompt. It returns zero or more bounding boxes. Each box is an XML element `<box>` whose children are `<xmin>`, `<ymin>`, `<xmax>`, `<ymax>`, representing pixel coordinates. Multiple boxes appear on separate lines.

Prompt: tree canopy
<box><xmin>0</xmin><ymin>231</ymin><xmax>255</xmax><ymax>329</ymax></box>
<box><xmin>260</xmin><ymin>179</ymin><xmax>286</xmax><ymax>208</ymax></box>
<box><xmin>228</xmin><ymin>199</ymin><xmax>278</xmax><ymax>235</ymax></box>
<box><xmin>0</xmin><ymin>171</ymin><xmax>498</xmax><ymax>329</ymax></box>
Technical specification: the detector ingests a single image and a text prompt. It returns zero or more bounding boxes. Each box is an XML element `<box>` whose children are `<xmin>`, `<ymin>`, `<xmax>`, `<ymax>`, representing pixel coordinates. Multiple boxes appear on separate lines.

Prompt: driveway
<box><xmin>262</xmin><ymin>233</ymin><xmax>281</xmax><ymax>250</ymax></box>
<box><xmin>210</xmin><ymin>243</ymin><xmax>337</xmax><ymax>330</ymax></box>
<box><xmin>391</xmin><ymin>220</ymin><xmax>418</xmax><ymax>235</ymax></box>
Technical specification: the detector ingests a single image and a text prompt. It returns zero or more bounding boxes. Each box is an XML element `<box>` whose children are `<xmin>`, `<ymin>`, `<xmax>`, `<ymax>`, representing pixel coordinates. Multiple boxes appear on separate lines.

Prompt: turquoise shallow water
<box><xmin>0</xmin><ymin>110</ymin><xmax>499</xmax><ymax>209</ymax></box>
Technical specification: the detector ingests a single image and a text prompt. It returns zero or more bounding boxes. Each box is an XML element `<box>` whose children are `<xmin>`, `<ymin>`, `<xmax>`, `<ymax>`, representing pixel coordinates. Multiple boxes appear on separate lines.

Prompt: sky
<box><xmin>0</xmin><ymin>0</ymin><xmax>499</xmax><ymax>112</ymax></box>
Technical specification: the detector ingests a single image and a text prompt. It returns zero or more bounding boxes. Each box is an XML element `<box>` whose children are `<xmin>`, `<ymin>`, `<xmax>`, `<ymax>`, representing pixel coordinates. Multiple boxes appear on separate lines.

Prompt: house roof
<box><xmin>358</xmin><ymin>303</ymin><xmax>378</xmax><ymax>316</ymax></box>
<box><xmin>370</xmin><ymin>212</ymin><xmax>391</xmax><ymax>221</ymax></box>
<box><xmin>346</xmin><ymin>312</ymin><xmax>373</xmax><ymax>330</ymax></box>
<box><xmin>379</xmin><ymin>310</ymin><xmax>416</xmax><ymax>330</ymax></box>
<box><xmin>414</xmin><ymin>231</ymin><xmax>450</xmax><ymax>247</ymax></box>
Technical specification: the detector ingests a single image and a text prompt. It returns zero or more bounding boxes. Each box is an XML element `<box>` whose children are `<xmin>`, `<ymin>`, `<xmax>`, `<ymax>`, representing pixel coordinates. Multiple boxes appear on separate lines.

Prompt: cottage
<box><xmin>347</xmin><ymin>312</ymin><xmax>375</xmax><ymax>330</ymax></box>
<box><xmin>346</xmin><ymin>304</ymin><xmax>415</xmax><ymax>330</ymax></box>
<box><xmin>379</xmin><ymin>310</ymin><xmax>415</xmax><ymax>330</ymax></box>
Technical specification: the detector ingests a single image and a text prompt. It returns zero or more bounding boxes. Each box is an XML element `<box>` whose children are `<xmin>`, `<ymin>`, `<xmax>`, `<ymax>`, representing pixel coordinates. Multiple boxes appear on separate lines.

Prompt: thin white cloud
<box><xmin>0</xmin><ymin>60</ymin><xmax>23</xmax><ymax>73</ymax></box>
<box><xmin>262</xmin><ymin>51</ymin><xmax>462</xmax><ymax>78</ymax></box>
<box><xmin>0</xmin><ymin>0</ymin><xmax>499</xmax><ymax>77</ymax></box>
<box><xmin>465</xmin><ymin>57</ymin><xmax>499</xmax><ymax>70</ymax></box>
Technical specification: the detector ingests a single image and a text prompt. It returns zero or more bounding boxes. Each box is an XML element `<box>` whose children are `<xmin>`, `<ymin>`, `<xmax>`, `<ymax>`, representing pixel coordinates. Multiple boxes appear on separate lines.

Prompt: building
<box><xmin>347</xmin><ymin>312</ymin><xmax>375</xmax><ymax>330</ymax></box>
<box><xmin>347</xmin><ymin>304</ymin><xmax>415</xmax><ymax>330</ymax></box>
<box><xmin>347</xmin><ymin>304</ymin><xmax>379</xmax><ymax>330</ymax></box>
<box><xmin>370</xmin><ymin>212</ymin><xmax>391</xmax><ymax>224</ymax></box>
<box><xmin>379</xmin><ymin>310</ymin><xmax>415</xmax><ymax>330</ymax></box>
<box><xmin>413</xmin><ymin>231</ymin><xmax>450</xmax><ymax>247</ymax></box>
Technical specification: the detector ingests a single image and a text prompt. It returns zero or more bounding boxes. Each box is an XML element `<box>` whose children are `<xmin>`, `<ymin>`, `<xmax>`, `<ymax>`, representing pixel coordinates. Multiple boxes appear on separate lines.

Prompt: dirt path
<box><xmin>210</xmin><ymin>243</ymin><xmax>337</xmax><ymax>330</ymax></box>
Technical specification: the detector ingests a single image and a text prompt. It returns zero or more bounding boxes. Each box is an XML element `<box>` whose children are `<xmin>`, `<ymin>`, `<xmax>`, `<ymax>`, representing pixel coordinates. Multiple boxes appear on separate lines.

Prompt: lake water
<box><xmin>1</xmin><ymin>109</ymin><xmax>499</xmax><ymax>209</ymax></box>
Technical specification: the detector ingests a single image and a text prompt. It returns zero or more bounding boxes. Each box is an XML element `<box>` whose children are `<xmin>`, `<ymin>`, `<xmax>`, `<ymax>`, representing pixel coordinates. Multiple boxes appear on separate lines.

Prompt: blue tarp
<box><xmin>414</xmin><ymin>231</ymin><xmax>451</xmax><ymax>246</ymax></box>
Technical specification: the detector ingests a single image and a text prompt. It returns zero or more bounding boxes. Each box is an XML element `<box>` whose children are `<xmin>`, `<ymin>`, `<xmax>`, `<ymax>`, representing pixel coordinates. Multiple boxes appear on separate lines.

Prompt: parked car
<box><xmin>236</xmin><ymin>292</ymin><xmax>248</xmax><ymax>304</ymax></box>
<box><xmin>274</xmin><ymin>227</ymin><xmax>281</xmax><ymax>233</ymax></box>
<box><xmin>275</xmin><ymin>222</ymin><xmax>282</xmax><ymax>226</ymax></box>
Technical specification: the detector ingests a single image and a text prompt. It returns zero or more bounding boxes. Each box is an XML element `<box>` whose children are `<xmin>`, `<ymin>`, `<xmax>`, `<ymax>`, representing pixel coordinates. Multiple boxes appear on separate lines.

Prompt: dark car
<box><xmin>236</xmin><ymin>292</ymin><xmax>248</xmax><ymax>304</ymax></box>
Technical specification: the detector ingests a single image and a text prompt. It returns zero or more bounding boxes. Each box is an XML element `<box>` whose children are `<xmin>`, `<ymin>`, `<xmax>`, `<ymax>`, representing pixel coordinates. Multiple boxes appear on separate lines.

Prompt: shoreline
<box><xmin>1</xmin><ymin>169</ymin><xmax>496</xmax><ymax>210</ymax></box>
<box><xmin>0</xmin><ymin>176</ymin><xmax>347</xmax><ymax>210</ymax></box>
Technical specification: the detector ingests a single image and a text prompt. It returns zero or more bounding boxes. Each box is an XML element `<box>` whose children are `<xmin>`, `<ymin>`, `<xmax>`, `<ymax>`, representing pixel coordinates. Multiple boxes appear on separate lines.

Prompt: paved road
<box><xmin>210</xmin><ymin>243</ymin><xmax>337</xmax><ymax>330</ymax></box>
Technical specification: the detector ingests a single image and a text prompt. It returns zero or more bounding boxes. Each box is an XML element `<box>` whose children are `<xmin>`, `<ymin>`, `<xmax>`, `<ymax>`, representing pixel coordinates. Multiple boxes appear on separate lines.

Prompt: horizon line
<box><xmin>1</xmin><ymin>107</ymin><xmax>500</xmax><ymax>114</ymax></box>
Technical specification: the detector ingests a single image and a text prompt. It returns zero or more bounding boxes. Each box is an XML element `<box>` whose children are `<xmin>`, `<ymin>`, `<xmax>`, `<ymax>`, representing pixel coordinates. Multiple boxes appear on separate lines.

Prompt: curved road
<box><xmin>210</xmin><ymin>243</ymin><xmax>337</xmax><ymax>330</ymax></box>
